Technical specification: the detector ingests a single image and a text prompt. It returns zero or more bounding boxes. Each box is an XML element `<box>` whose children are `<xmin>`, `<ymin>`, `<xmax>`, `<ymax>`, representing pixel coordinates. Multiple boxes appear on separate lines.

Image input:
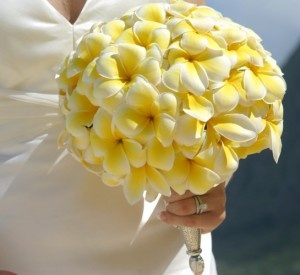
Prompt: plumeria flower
<box><xmin>113</xmin><ymin>77</ymin><xmax>178</xmax><ymax>149</ymax></box>
<box><xmin>161</xmin><ymin>153</ymin><xmax>221</xmax><ymax>196</ymax></box>
<box><xmin>91</xmin><ymin>108</ymin><xmax>146</xmax><ymax>177</ymax></box>
<box><xmin>221</xmin><ymin>32</ymin><xmax>265</xmax><ymax>69</ymax></box>
<box><xmin>174</xmin><ymin>113</ymin><xmax>206</xmax><ymax>148</ymax></box>
<box><xmin>167</xmin><ymin>0</ymin><xmax>222</xmax><ymax>20</ymax></box>
<box><xmin>57</xmin><ymin>33</ymin><xmax>112</xmax><ymax>89</ymax></box>
<box><xmin>168</xmin><ymin>0</ymin><xmax>196</xmax><ymax>18</ymax></box>
<box><xmin>92</xmin><ymin>111</ymin><xmax>173</xmax><ymax>204</ymax></box>
<box><xmin>115</xmin><ymin>20</ymin><xmax>170</xmax><ymax>63</ymax></box>
<box><xmin>209</xmin><ymin>113</ymin><xmax>258</xmax><ymax>145</ymax></box>
<box><xmin>163</xmin><ymin>32</ymin><xmax>231</xmax><ymax>96</ymax></box>
<box><xmin>91</xmin><ymin>20</ymin><xmax>126</xmax><ymax>43</ymax></box>
<box><xmin>65</xmin><ymin>91</ymin><xmax>97</xmax><ymax>150</ymax></box>
<box><xmin>116</xmin><ymin>20</ymin><xmax>171</xmax><ymax>55</ymax></box>
<box><xmin>246</xmin><ymin>60</ymin><xmax>286</xmax><ymax>104</ymax></box>
<box><xmin>94</xmin><ymin>43</ymin><xmax>161</xmax><ymax>106</ymax></box>
<box><xmin>265</xmin><ymin>100</ymin><xmax>284</xmax><ymax>162</ymax></box>
<box><xmin>196</xmin><ymin>128</ymin><xmax>240</xmax><ymax>181</ymax></box>
<box><xmin>182</xmin><ymin>91</ymin><xmax>214</xmax><ymax>122</ymax></box>
<box><xmin>57</xmin><ymin>1</ymin><xmax>286</xmax><ymax>204</ymax></box>
<box><xmin>135</xmin><ymin>3</ymin><xmax>167</xmax><ymax>23</ymax></box>
<box><xmin>211</xmin><ymin>79</ymin><xmax>240</xmax><ymax>115</ymax></box>
<box><xmin>123</xmin><ymin>164</ymin><xmax>172</xmax><ymax>204</ymax></box>
<box><xmin>234</xmin><ymin>100</ymin><xmax>283</xmax><ymax>162</ymax></box>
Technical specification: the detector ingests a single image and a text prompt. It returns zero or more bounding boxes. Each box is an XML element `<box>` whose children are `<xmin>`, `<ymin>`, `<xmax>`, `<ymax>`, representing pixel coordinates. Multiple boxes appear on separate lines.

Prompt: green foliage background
<box><xmin>213</xmin><ymin>44</ymin><xmax>300</xmax><ymax>274</ymax></box>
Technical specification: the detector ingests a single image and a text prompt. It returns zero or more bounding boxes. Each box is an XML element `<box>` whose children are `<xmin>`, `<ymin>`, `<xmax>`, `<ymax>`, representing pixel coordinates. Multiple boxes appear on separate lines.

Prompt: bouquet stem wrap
<box><xmin>179</xmin><ymin>226</ymin><xmax>204</xmax><ymax>274</ymax></box>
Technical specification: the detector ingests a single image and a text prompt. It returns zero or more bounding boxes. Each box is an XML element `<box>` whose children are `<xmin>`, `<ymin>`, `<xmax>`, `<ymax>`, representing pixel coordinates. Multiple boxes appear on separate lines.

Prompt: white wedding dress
<box><xmin>0</xmin><ymin>0</ymin><xmax>217</xmax><ymax>274</ymax></box>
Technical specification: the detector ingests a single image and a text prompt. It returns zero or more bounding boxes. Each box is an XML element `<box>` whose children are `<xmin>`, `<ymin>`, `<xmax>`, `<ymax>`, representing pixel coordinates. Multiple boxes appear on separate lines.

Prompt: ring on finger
<box><xmin>194</xmin><ymin>196</ymin><xmax>208</xmax><ymax>215</ymax></box>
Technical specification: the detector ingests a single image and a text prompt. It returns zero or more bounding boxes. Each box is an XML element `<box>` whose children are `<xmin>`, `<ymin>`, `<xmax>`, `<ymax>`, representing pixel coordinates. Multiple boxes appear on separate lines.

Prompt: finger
<box><xmin>163</xmin><ymin>190</ymin><xmax>194</xmax><ymax>203</ymax></box>
<box><xmin>201</xmin><ymin>183</ymin><xmax>226</xmax><ymax>212</ymax></box>
<box><xmin>159</xmin><ymin>210</ymin><xmax>226</xmax><ymax>234</ymax></box>
<box><xmin>166</xmin><ymin>196</ymin><xmax>209</xmax><ymax>216</ymax></box>
<box><xmin>165</xmin><ymin>182</ymin><xmax>226</xmax><ymax>216</ymax></box>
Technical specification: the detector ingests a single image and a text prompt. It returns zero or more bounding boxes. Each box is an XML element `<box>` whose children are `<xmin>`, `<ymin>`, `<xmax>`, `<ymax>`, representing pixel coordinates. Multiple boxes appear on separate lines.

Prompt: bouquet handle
<box><xmin>178</xmin><ymin>226</ymin><xmax>204</xmax><ymax>275</ymax></box>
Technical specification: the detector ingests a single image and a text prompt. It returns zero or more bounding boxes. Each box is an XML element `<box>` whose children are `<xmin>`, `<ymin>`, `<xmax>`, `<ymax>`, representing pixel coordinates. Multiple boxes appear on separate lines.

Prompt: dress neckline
<box><xmin>44</xmin><ymin>0</ymin><xmax>90</xmax><ymax>26</ymax></box>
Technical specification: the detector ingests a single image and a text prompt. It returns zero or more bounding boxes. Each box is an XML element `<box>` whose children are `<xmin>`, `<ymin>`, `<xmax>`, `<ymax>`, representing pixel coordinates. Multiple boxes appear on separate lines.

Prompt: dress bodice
<box><xmin>0</xmin><ymin>0</ymin><xmax>169</xmax><ymax>94</ymax></box>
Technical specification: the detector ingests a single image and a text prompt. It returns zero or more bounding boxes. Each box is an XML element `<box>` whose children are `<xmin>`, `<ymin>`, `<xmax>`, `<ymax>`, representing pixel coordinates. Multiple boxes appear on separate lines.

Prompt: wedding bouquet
<box><xmin>57</xmin><ymin>0</ymin><xmax>285</xmax><ymax>205</ymax></box>
<box><xmin>57</xmin><ymin>1</ymin><xmax>286</xmax><ymax>273</ymax></box>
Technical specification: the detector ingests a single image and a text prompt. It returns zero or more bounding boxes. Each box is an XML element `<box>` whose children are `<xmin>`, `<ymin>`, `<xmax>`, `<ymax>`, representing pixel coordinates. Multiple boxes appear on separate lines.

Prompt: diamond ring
<box><xmin>194</xmin><ymin>196</ymin><xmax>208</xmax><ymax>215</ymax></box>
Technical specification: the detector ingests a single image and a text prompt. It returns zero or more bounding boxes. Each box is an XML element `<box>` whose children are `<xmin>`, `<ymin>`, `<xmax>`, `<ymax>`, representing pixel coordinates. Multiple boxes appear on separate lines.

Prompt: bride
<box><xmin>0</xmin><ymin>0</ymin><xmax>226</xmax><ymax>274</ymax></box>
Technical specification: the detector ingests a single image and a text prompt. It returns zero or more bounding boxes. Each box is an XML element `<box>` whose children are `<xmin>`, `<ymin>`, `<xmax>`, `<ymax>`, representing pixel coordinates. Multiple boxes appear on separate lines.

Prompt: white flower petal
<box><xmin>200</xmin><ymin>56</ymin><xmax>231</xmax><ymax>82</ymax></box>
<box><xmin>126</xmin><ymin>77</ymin><xmax>158</xmax><ymax>112</ymax></box>
<box><xmin>146</xmin><ymin>166</ymin><xmax>171</xmax><ymax>196</ymax></box>
<box><xmin>213</xmin><ymin>83</ymin><xmax>239</xmax><ymax>113</ymax></box>
<box><xmin>187</xmin><ymin>162</ymin><xmax>221</xmax><ymax>195</ymax></box>
<box><xmin>124</xmin><ymin>166</ymin><xmax>146</xmax><ymax>204</ymax></box>
<box><xmin>162</xmin><ymin>63</ymin><xmax>184</xmax><ymax>93</ymax></box>
<box><xmin>244</xmin><ymin>69</ymin><xmax>266</xmax><ymax>100</ymax></box>
<box><xmin>122</xmin><ymin>139</ymin><xmax>147</xmax><ymax>168</ymax></box>
<box><xmin>181</xmin><ymin>62</ymin><xmax>207</xmax><ymax>96</ymax></box>
<box><xmin>103</xmin><ymin>143</ymin><xmax>130</xmax><ymax>176</ymax></box>
<box><xmin>147</xmin><ymin>138</ymin><xmax>175</xmax><ymax>171</ymax></box>
<box><xmin>213</xmin><ymin>114</ymin><xmax>257</xmax><ymax>142</ymax></box>
<box><xmin>154</xmin><ymin>113</ymin><xmax>176</xmax><ymax>147</ymax></box>
<box><xmin>174</xmin><ymin>114</ymin><xmax>205</xmax><ymax>146</ymax></box>
<box><xmin>113</xmin><ymin>105</ymin><xmax>148</xmax><ymax>137</ymax></box>
<box><xmin>183</xmin><ymin>93</ymin><xmax>214</xmax><ymax>122</ymax></box>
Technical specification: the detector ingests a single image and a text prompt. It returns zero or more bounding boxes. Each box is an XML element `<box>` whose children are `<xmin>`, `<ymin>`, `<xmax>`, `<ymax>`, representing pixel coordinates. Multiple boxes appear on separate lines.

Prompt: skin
<box><xmin>48</xmin><ymin>0</ymin><xmax>226</xmax><ymax>234</ymax></box>
<box><xmin>47</xmin><ymin>0</ymin><xmax>88</xmax><ymax>24</ymax></box>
